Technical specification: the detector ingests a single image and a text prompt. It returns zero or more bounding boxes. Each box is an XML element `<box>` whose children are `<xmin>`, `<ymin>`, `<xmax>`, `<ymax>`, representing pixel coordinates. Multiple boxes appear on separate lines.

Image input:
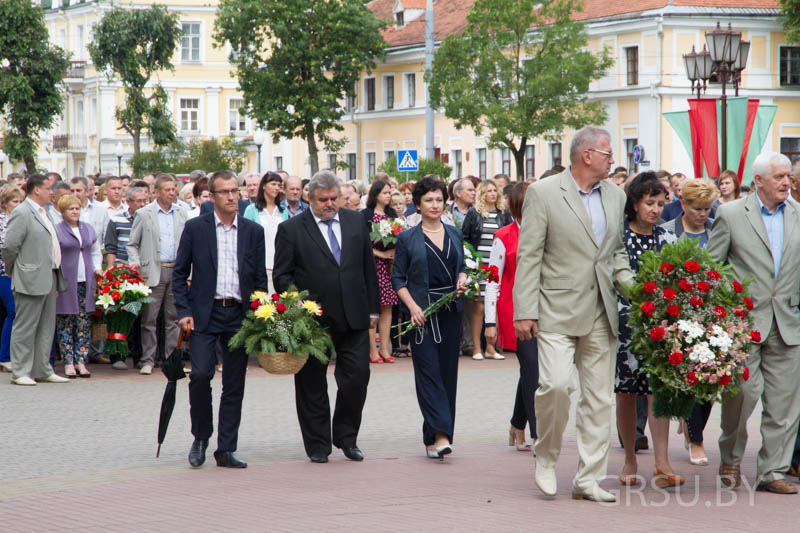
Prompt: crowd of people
<box><xmin>2</xmin><ymin>125</ymin><xmax>800</xmax><ymax>501</ymax></box>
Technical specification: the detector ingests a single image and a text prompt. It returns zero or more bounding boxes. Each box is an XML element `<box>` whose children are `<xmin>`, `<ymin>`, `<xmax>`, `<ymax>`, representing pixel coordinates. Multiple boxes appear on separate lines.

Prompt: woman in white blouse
<box><xmin>243</xmin><ymin>172</ymin><xmax>288</xmax><ymax>293</ymax></box>
<box><xmin>484</xmin><ymin>182</ymin><xmax>539</xmax><ymax>452</ymax></box>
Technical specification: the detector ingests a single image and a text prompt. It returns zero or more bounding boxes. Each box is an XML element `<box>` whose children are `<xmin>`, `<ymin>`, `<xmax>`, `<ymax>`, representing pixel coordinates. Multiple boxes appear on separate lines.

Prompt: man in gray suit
<box><xmin>3</xmin><ymin>175</ymin><xmax>69</xmax><ymax>385</ymax></box>
<box><xmin>514</xmin><ymin>126</ymin><xmax>634</xmax><ymax>502</ymax></box>
<box><xmin>708</xmin><ymin>151</ymin><xmax>800</xmax><ymax>494</ymax></box>
<box><xmin>127</xmin><ymin>174</ymin><xmax>187</xmax><ymax>375</ymax></box>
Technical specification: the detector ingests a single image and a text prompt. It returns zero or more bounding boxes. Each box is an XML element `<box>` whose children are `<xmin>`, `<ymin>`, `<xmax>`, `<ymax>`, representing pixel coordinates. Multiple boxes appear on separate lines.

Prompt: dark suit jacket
<box><xmin>172</xmin><ymin>213</ymin><xmax>267</xmax><ymax>332</ymax></box>
<box><xmin>200</xmin><ymin>199</ymin><xmax>250</xmax><ymax>217</ymax></box>
<box><xmin>391</xmin><ymin>223</ymin><xmax>466</xmax><ymax>314</ymax></box>
<box><xmin>273</xmin><ymin>208</ymin><xmax>380</xmax><ymax>333</ymax></box>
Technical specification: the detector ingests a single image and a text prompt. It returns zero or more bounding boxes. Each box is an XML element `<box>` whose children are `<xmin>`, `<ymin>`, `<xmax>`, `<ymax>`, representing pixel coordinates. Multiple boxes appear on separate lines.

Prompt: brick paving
<box><xmin>0</xmin><ymin>356</ymin><xmax>795</xmax><ymax>532</ymax></box>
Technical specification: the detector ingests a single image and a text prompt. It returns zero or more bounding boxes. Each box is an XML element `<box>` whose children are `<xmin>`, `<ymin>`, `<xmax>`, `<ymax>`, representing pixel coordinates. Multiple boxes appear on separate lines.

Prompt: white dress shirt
<box><xmin>213</xmin><ymin>212</ymin><xmax>240</xmax><ymax>301</ymax></box>
<box><xmin>311</xmin><ymin>211</ymin><xmax>341</xmax><ymax>253</ymax></box>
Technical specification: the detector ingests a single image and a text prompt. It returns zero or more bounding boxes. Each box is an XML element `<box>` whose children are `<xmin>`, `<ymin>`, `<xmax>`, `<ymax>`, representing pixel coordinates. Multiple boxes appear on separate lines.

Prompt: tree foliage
<box><xmin>214</xmin><ymin>0</ymin><xmax>388</xmax><ymax>175</ymax></box>
<box><xmin>88</xmin><ymin>5</ymin><xmax>179</xmax><ymax>155</ymax></box>
<box><xmin>780</xmin><ymin>0</ymin><xmax>800</xmax><ymax>43</ymax></box>
<box><xmin>377</xmin><ymin>156</ymin><xmax>453</xmax><ymax>183</ymax></box>
<box><xmin>428</xmin><ymin>0</ymin><xmax>612</xmax><ymax>180</ymax></box>
<box><xmin>130</xmin><ymin>137</ymin><xmax>248</xmax><ymax>178</ymax></box>
<box><xmin>0</xmin><ymin>0</ymin><xmax>70</xmax><ymax>173</ymax></box>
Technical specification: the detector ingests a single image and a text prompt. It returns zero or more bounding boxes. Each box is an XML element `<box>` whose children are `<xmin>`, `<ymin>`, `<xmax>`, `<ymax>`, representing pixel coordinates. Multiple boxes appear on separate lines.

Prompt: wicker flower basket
<box><xmin>257</xmin><ymin>352</ymin><xmax>308</xmax><ymax>375</ymax></box>
<box><xmin>91</xmin><ymin>321</ymin><xmax>108</xmax><ymax>342</ymax></box>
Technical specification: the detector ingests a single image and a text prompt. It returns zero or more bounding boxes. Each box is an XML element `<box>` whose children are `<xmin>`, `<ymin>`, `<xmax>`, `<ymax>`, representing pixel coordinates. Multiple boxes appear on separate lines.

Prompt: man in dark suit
<box><xmin>273</xmin><ymin>170</ymin><xmax>380</xmax><ymax>463</ymax></box>
<box><xmin>173</xmin><ymin>170</ymin><xmax>267</xmax><ymax>469</ymax></box>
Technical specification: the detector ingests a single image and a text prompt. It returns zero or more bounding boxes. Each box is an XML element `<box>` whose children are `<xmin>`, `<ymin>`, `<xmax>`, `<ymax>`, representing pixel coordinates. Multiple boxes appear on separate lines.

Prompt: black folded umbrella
<box><xmin>156</xmin><ymin>328</ymin><xmax>190</xmax><ymax>458</ymax></box>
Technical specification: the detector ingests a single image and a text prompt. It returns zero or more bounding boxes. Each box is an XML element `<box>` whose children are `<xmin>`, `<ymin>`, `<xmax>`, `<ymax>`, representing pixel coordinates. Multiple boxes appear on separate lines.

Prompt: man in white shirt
<box><xmin>100</xmin><ymin>176</ymin><xmax>128</xmax><ymax>218</ymax></box>
<box><xmin>70</xmin><ymin>177</ymin><xmax>110</xmax><ymax>246</ymax></box>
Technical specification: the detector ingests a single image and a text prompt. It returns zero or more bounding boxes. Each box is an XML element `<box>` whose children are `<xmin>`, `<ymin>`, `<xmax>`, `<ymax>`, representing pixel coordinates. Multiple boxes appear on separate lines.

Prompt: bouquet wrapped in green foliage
<box><xmin>628</xmin><ymin>238</ymin><xmax>759</xmax><ymax>419</ymax></box>
<box><xmin>228</xmin><ymin>287</ymin><xmax>334</xmax><ymax>365</ymax></box>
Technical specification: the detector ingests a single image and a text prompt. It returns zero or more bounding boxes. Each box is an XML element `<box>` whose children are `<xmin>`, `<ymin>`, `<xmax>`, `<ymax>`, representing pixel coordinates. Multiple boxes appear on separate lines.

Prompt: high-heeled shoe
<box><xmin>653</xmin><ymin>467</ymin><xmax>685</xmax><ymax>489</ymax></box>
<box><xmin>75</xmin><ymin>364</ymin><xmax>91</xmax><ymax>378</ymax></box>
<box><xmin>64</xmin><ymin>364</ymin><xmax>77</xmax><ymax>379</ymax></box>
<box><xmin>426</xmin><ymin>447</ymin><xmax>441</xmax><ymax>459</ymax></box>
<box><xmin>380</xmin><ymin>353</ymin><xmax>395</xmax><ymax>363</ymax></box>
<box><xmin>369</xmin><ymin>356</ymin><xmax>384</xmax><ymax>364</ymax></box>
<box><xmin>508</xmin><ymin>426</ymin><xmax>532</xmax><ymax>451</ymax></box>
<box><xmin>436</xmin><ymin>444</ymin><xmax>453</xmax><ymax>457</ymax></box>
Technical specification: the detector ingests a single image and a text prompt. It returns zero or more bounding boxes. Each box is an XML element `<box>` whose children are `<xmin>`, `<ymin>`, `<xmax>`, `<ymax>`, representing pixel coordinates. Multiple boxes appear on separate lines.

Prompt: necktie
<box><xmin>324</xmin><ymin>219</ymin><xmax>341</xmax><ymax>264</ymax></box>
<box><xmin>40</xmin><ymin>207</ymin><xmax>62</xmax><ymax>268</ymax></box>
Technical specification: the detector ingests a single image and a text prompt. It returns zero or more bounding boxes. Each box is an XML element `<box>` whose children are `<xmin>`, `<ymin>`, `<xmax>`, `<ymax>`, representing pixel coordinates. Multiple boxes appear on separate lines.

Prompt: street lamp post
<box><xmin>682</xmin><ymin>22</ymin><xmax>750</xmax><ymax>172</ymax></box>
<box><xmin>253</xmin><ymin>131</ymin><xmax>266</xmax><ymax>174</ymax></box>
<box><xmin>114</xmin><ymin>142</ymin><xmax>124</xmax><ymax>176</ymax></box>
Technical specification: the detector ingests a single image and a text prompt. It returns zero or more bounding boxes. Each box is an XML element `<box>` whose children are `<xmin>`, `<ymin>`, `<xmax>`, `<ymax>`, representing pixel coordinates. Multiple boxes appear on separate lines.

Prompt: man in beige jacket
<box><xmin>708</xmin><ymin>151</ymin><xmax>800</xmax><ymax>494</ymax></box>
<box><xmin>514</xmin><ymin>126</ymin><xmax>633</xmax><ymax>502</ymax></box>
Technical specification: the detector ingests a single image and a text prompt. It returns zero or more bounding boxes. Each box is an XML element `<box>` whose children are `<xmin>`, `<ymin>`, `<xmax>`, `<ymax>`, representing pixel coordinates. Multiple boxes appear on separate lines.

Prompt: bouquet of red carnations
<box><xmin>629</xmin><ymin>238</ymin><xmax>759</xmax><ymax>419</ymax></box>
<box><xmin>94</xmin><ymin>265</ymin><xmax>154</xmax><ymax>356</ymax></box>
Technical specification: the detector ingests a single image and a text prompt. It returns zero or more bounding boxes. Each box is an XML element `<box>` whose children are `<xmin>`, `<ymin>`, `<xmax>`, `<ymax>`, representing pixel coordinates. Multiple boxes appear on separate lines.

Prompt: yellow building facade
<box><xmin>5</xmin><ymin>1</ymin><xmax>798</xmax><ymax>182</ymax></box>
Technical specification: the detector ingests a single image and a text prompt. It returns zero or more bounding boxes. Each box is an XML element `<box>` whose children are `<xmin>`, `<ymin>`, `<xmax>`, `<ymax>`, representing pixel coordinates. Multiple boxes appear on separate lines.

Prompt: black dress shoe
<box><xmin>342</xmin><ymin>446</ymin><xmax>364</xmax><ymax>461</ymax></box>
<box><xmin>214</xmin><ymin>451</ymin><xmax>247</xmax><ymax>468</ymax></box>
<box><xmin>189</xmin><ymin>439</ymin><xmax>208</xmax><ymax>468</ymax></box>
<box><xmin>635</xmin><ymin>436</ymin><xmax>649</xmax><ymax>451</ymax></box>
<box><xmin>309</xmin><ymin>454</ymin><xmax>329</xmax><ymax>463</ymax></box>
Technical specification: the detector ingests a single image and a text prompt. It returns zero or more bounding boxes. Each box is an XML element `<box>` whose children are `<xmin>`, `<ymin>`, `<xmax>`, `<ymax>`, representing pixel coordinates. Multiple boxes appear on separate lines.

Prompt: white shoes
<box><xmin>472</xmin><ymin>353</ymin><xmax>484</xmax><ymax>360</ymax></box>
<box><xmin>39</xmin><ymin>374</ymin><xmax>70</xmax><ymax>383</ymax></box>
<box><xmin>572</xmin><ymin>484</ymin><xmax>616</xmax><ymax>503</ymax></box>
<box><xmin>11</xmin><ymin>376</ymin><xmax>36</xmax><ymax>386</ymax></box>
<box><xmin>472</xmin><ymin>352</ymin><xmax>505</xmax><ymax>360</ymax></box>
<box><xmin>139</xmin><ymin>364</ymin><xmax>153</xmax><ymax>375</ymax></box>
<box><xmin>535</xmin><ymin>465</ymin><xmax>557</xmax><ymax>496</ymax></box>
<box><xmin>111</xmin><ymin>360</ymin><xmax>128</xmax><ymax>370</ymax></box>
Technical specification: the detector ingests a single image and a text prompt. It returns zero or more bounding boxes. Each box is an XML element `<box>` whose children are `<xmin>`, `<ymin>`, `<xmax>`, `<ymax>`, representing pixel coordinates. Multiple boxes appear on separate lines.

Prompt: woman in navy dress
<box><xmin>392</xmin><ymin>177</ymin><xmax>468</xmax><ymax>459</ymax></box>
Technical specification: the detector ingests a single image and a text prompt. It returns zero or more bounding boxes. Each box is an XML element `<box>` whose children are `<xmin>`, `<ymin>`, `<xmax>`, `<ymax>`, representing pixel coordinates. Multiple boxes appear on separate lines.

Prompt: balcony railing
<box><xmin>52</xmin><ymin>134</ymin><xmax>87</xmax><ymax>152</ymax></box>
<box><xmin>65</xmin><ymin>61</ymin><xmax>86</xmax><ymax>79</ymax></box>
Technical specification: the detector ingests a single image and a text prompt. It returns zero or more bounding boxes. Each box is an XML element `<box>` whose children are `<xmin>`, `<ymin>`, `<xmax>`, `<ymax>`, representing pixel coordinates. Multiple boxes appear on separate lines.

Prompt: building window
<box><xmin>180</xmin><ymin>98</ymin><xmax>199</xmax><ymax>132</ymax></box>
<box><xmin>452</xmin><ymin>150</ymin><xmax>463</xmax><ymax>178</ymax></box>
<box><xmin>626</xmin><ymin>47</ymin><xmax>639</xmax><ymax>86</ymax></box>
<box><xmin>781</xmin><ymin>138</ymin><xmax>800</xmax><ymax>162</ymax></box>
<box><xmin>780</xmin><ymin>47</ymin><xmax>800</xmax><ymax>86</ymax></box>
<box><xmin>525</xmin><ymin>144</ymin><xmax>535</xmax><ymax>180</ymax></box>
<box><xmin>501</xmin><ymin>148</ymin><xmax>511</xmax><ymax>176</ymax></box>
<box><xmin>626</xmin><ymin>138</ymin><xmax>638</xmax><ymax>174</ymax></box>
<box><xmin>365</xmin><ymin>78</ymin><xmax>375</xmax><ymax>111</ymax></box>
<box><xmin>433</xmin><ymin>147</ymin><xmax>441</xmax><ymax>160</ymax></box>
<box><xmin>274</xmin><ymin>156</ymin><xmax>283</xmax><ymax>171</ymax></box>
<box><xmin>229</xmin><ymin>99</ymin><xmax>246</xmax><ymax>132</ymax></box>
<box><xmin>346</xmin><ymin>83</ymin><xmax>357</xmax><ymax>112</ymax></box>
<box><xmin>477</xmin><ymin>148</ymin><xmax>487</xmax><ymax>180</ymax></box>
<box><xmin>550</xmin><ymin>142</ymin><xmax>562</xmax><ymax>169</ymax></box>
<box><xmin>384</xmin><ymin>150</ymin><xmax>395</xmax><ymax>163</ymax></box>
<box><xmin>367</xmin><ymin>152</ymin><xmax>376</xmax><ymax>179</ymax></box>
<box><xmin>406</xmin><ymin>73</ymin><xmax>416</xmax><ymax>108</ymax></box>
<box><xmin>385</xmin><ymin>75</ymin><xmax>394</xmax><ymax>109</ymax></box>
<box><xmin>347</xmin><ymin>153</ymin><xmax>357</xmax><ymax>180</ymax></box>
<box><xmin>396</xmin><ymin>11</ymin><xmax>404</xmax><ymax>27</ymax></box>
<box><xmin>328</xmin><ymin>153</ymin><xmax>337</xmax><ymax>170</ymax></box>
<box><xmin>181</xmin><ymin>23</ymin><xmax>201</xmax><ymax>62</ymax></box>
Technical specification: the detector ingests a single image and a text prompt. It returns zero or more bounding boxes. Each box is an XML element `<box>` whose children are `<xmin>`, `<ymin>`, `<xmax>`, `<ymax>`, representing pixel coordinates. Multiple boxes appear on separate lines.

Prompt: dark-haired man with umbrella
<box><xmin>173</xmin><ymin>170</ymin><xmax>267</xmax><ymax>469</ymax></box>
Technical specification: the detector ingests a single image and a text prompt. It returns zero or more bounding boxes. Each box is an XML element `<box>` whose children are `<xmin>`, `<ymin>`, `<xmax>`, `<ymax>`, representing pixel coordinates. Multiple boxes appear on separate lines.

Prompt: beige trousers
<box><xmin>719</xmin><ymin>318</ymin><xmax>800</xmax><ymax>484</ymax></box>
<box><xmin>534</xmin><ymin>300</ymin><xmax>616</xmax><ymax>490</ymax></box>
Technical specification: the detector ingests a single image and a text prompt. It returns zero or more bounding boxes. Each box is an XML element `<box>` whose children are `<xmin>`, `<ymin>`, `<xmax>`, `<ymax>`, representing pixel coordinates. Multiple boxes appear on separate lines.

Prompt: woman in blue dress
<box><xmin>392</xmin><ymin>177</ymin><xmax>469</xmax><ymax>459</ymax></box>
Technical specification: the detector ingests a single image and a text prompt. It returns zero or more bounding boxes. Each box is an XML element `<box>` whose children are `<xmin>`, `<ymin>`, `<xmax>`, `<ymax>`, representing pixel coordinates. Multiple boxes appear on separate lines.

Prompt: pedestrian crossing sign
<box><xmin>397</xmin><ymin>150</ymin><xmax>419</xmax><ymax>172</ymax></box>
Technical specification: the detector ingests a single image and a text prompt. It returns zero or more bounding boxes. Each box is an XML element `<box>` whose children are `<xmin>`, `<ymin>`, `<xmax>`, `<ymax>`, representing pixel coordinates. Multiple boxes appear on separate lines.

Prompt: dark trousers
<box><xmin>510</xmin><ymin>338</ymin><xmax>539</xmax><ymax>439</ymax></box>
<box><xmin>294</xmin><ymin>328</ymin><xmax>370</xmax><ymax>457</ymax></box>
<box><xmin>686</xmin><ymin>401</ymin><xmax>714</xmax><ymax>444</ymax></box>
<box><xmin>188</xmin><ymin>305</ymin><xmax>248</xmax><ymax>452</ymax></box>
<box><xmin>793</xmin><ymin>425</ymin><xmax>800</xmax><ymax>470</ymax></box>
<box><xmin>410</xmin><ymin>310</ymin><xmax>460</xmax><ymax>446</ymax></box>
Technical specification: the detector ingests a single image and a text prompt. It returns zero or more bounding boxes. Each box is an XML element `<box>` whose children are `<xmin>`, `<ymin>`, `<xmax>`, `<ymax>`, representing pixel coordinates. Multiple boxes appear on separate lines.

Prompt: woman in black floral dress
<box><xmin>616</xmin><ymin>172</ymin><xmax>682</xmax><ymax>489</ymax></box>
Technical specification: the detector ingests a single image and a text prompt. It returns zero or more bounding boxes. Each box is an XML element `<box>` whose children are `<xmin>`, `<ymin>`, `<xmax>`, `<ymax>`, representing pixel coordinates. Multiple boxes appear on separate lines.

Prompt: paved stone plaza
<box><xmin>0</xmin><ymin>356</ymin><xmax>794</xmax><ymax>532</ymax></box>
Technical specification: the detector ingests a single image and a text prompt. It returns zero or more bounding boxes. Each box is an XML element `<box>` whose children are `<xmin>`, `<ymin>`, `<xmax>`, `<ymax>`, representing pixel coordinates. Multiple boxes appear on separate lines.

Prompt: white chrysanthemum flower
<box><xmin>709</xmin><ymin>331</ymin><xmax>733</xmax><ymax>353</ymax></box>
<box><xmin>689</xmin><ymin>342</ymin><xmax>714</xmax><ymax>364</ymax></box>
<box><xmin>465</xmin><ymin>258</ymin><xmax>478</xmax><ymax>270</ymax></box>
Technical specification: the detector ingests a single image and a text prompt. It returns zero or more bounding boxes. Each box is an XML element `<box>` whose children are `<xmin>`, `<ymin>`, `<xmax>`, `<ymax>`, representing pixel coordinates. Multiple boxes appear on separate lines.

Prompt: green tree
<box><xmin>780</xmin><ymin>0</ymin><xmax>800</xmax><ymax>43</ymax></box>
<box><xmin>130</xmin><ymin>137</ymin><xmax>248</xmax><ymax>178</ymax></box>
<box><xmin>88</xmin><ymin>5</ymin><xmax>180</xmax><ymax>155</ymax></box>
<box><xmin>214</xmin><ymin>0</ymin><xmax>388</xmax><ymax>175</ymax></box>
<box><xmin>0</xmin><ymin>0</ymin><xmax>70</xmax><ymax>173</ymax></box>
<box><xmin>377</xmin><ymin>156</ymin><xmax>453</xmax><ymax>183</ymax></box>
<box><xmin>428</xmin><ymin>0</ymin><xmax>612</xmax><ymax>180</ymax></box>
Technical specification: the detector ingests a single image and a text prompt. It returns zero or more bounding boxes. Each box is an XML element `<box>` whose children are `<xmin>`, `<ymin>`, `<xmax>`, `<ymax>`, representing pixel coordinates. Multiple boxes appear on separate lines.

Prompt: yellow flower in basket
<box><xmin>301</xmin><ymin>300</ymin><xmax>323</xmax><ymax>316</ymax></box>
<box><xmin>250</xmin><ymin>291</ymin><xmax>268</xmax><ymax>303</ymax></box>
<box><xmin>254</xmin><ymin>303</ymin><xmax>276</xmax><ymax>321</ymax></box>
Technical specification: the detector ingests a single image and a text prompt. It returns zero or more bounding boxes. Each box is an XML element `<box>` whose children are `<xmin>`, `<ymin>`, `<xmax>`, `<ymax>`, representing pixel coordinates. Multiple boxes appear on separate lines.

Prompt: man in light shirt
<box><xmin>100</xmin><ymin>176</ymin><xmax>128</xmax><ymax>218</ymax></box>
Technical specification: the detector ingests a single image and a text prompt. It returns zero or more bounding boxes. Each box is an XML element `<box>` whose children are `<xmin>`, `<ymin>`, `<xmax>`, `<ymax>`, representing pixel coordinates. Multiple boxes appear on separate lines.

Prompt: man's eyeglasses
<box><xmin>586</xmin><ymin>148</ymin><xmax>613</xmax><ymax>158</ymax></box>
<box><xmin>213</xmin><ymin>189</ymin><xmax>239</xmax><ymax>197</ymax></box>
